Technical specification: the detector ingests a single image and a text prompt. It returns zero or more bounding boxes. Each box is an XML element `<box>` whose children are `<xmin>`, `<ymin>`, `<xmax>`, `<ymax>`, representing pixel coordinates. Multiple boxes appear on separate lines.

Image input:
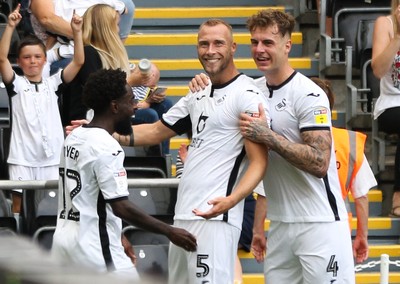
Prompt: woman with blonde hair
<box><xmin>371</xmin><ymin>0</ymin><xmax>400</xmax><ymax>217</ymax></box>
<box><xmin>61</xmin><ymin>4</ymin><xmax>158</xmax><ymax>126</ymax></box>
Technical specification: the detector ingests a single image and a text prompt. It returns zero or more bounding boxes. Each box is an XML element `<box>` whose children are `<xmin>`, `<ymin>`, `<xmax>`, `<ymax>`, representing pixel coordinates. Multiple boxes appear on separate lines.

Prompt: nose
<box><xmin>254</xmin><ymin>42</ymin><xmax>265</xmax><ymax>53</ymax></box>
<box><xmin>206</xmin><ymin>44</ymin><xmax>216</xmax><ymax>54</ymax></box>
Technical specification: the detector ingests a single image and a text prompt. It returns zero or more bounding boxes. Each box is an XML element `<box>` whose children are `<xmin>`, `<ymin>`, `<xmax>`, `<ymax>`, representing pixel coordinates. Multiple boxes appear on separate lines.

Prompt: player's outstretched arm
<box><xmin>111</xmin><ymin>199</ymin><xmax>197</xmax><ymax>251</ymax></box>
<box><xmin>0</xmin><ymin>4</ymin><xmax>21</xmax><ymax>84</ymax></box>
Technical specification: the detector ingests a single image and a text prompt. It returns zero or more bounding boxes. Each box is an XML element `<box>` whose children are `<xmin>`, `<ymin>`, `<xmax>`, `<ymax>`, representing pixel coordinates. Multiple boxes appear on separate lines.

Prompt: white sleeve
<box><xmin>253</xmin><ymin>180</ymin><xmax>265</xmax><ymax>197</ymax></box>
<box><xmin>350</xmin><ymin>155</ymin><xmax>378</xmax><ymax>199</ymax></box>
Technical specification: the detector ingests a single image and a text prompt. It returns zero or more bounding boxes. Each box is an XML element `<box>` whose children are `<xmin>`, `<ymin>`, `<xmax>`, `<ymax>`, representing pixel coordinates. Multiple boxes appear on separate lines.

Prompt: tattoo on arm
<box><xmin>272</xmin><ymin>129</ymin><xmax>331</xmax><ymax>178</ymax></box>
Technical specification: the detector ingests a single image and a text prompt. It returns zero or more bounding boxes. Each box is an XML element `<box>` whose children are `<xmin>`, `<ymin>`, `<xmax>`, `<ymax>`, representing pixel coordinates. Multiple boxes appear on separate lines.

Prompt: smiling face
<box><xmin>197</xmin><ymin>23</ymin><xmax>237</xmax><ymax>84</ymax></box>
<box><xmin>114</xmin><ymin>84</ymin><xmax>137</xmax><ymax>136</ymax></box>
<box><xmin>250</xmin><ymin>25</ymin><xmax>291</xmax><ymax>77</ymax></box>
<box><xmin>17</xmin><ymin>45</ymin><xmax>46</xmax><ymax>81</ymax></box>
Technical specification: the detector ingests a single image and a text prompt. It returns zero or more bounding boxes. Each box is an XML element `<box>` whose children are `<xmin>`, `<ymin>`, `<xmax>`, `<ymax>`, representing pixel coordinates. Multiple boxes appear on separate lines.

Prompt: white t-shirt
<box><xmin>254</xmin><ymin>72</ymin><xmax>348</xmax><ymax>223</ymax></box>
<box><xmin>5</xmin><ymin>70</ymin><xmax>64</xmax><ymax>167</ymax></box>
<box><xmin>161</xmin><ymin>73</ymin><xmax>269</xmax><ymax>230</ymax></box>
<box><xmin>351</xmin><ymin>155</ymin><xmax>377</xmax><ymax>198</ymax></box>
<box><xmin>52</xmin><ymin>126</ymin><xmax>134</xmax><ymax>273</ymax></box>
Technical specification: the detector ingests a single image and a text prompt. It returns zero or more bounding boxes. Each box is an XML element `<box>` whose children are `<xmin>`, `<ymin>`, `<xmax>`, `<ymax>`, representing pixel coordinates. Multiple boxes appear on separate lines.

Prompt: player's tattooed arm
<box><xmin>269</xmin><ymin>129</ymin><xmax>331</xmax><ymax>178</ymax></box>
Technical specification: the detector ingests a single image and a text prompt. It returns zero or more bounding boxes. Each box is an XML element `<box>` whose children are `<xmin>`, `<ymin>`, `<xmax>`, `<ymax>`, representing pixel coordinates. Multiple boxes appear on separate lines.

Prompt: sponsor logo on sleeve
<box><xmin>313</xmin><ymin>107</ymin><xmax>328</xmax><ymax>124</ymax></box>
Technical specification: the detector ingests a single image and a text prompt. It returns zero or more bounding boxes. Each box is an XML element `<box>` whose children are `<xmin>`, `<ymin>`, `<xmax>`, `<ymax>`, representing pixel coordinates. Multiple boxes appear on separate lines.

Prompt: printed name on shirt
<box><xmin>244</xmin><ymin>110</ymin><xmax>260</xmax><ymax>118</ymax></box>
<box><xmin>189</xmin><ymin>137</ymin><xmax>204</xmax><ymax>149</ymax></box>
<box><xmin>64</xmin><ymin>146</ymin><xmax>79</xmax><ymax>161</ymax></box>
<box><xmin>313</xmin><ymin>107</ymin><xmax>328</xmax><ymax>124</ymax></box>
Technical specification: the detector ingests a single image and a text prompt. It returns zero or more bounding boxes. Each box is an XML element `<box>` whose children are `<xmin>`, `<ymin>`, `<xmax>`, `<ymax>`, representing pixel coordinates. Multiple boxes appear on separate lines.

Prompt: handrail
<box><xmin>0</xmin><ymin>178</ymin><xmax>180</xmax><ymax>190</ymax></box>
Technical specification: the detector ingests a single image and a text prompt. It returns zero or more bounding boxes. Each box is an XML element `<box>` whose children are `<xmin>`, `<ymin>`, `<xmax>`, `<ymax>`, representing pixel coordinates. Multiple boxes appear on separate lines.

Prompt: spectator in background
<box><xmin>311</xmin><ymin>77</ymin><xmax>376</xmax><ymax>264</ymax></box>
<box><xmin>132</xmin><ymin>71</ymin><xmax>173</xmax><ymax>155</ymax></box>
<box><xmin>61</xmin><ymin>4</ymin><xmax>158</xmax><ymax>126</ymax></box>
<box><xmin>29</xmin><ymin>0</ymin><xmax>135</xmax><ymax>75</ymax></box>
<box><xmin>0</xmin><ymin>5</ymin><xmax>84</xmax><ymax>227</ymax></box>
<box><xmin>371</xmin><ymin>0</ymin><xmax>400</xmax><ymax>217</ymax></box>
<box><xmin>119</xmin><ymin>0</ymin><xmax>135</xmax><ymax>43</ymax></box>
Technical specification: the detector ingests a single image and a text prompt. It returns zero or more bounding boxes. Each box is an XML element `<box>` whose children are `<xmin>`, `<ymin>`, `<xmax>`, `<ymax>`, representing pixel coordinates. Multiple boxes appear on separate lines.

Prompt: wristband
<box><xmin>129</xmin><ymin>132</ymin><xmax>134</xmax><ymax>147</ymax></box>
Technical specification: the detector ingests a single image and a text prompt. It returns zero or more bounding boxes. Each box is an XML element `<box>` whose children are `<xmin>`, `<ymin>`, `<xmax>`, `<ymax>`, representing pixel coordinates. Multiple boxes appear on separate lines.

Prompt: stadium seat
<box><xmin>32</xmin><ymin>225</ymin><xmax>56</xmax><ymax>250</ymax></box>
<box><xmin>126</xmin><ymin>186</ymin><xmax>176</xmax><ymax>224</ymax></box>
<box><xmin>0</xmin><ymin>22</ymin><xmax>20</xmax><ymax>64</ymax></box>
<box><xmin>319</xmin><ymin>0</ymin><xmax>390</xmax><ymax>76</ymax></box>
<box><xmin>22</xmin><ymin>189</ymin><xmax>58</xmax><ymax>235</ymax></box>
<box><xmin>133</xmin><ymin>244</ymin><xmax>169</xmax><ymax>283</ymax></box>
<box><xmin>0</xmin><ymin>189</ymin><xmax>16</xmax><ymax>232</ymax></box>
<box><xmin>123</xmin><ymin>155</ymin><xmax>170</xmax><ymax>178</ymax></box>
<box><xmin>123</xmin><ymin>226</ymin><xmax>170</xmax><ymax>246</ymax></box>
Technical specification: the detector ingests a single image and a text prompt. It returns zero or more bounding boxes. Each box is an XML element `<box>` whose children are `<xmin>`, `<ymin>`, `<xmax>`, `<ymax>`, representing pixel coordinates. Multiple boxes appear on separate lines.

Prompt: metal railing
<box><xmin>0</xmin><ymin>178</ymin><xmax>180</xmax><ymax>190</ymax></box>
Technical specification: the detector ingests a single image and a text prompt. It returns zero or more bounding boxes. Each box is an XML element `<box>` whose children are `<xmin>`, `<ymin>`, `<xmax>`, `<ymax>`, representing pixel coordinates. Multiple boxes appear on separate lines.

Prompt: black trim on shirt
<box><xmin>161</xmin><ymin>114</ymin><xmax>191</xmax><ymax>135</ymax></box>
<box><xmin>223</xmin><ymin>146</ymin><xmax>246</xmax><ymax>222</ymax></box>
<box><xmin>300</xmin><ymin>126</ymin><xmax>331</xmax><ymax>132</ymax></box>
<box><xmin>97</xmin><ymin>191</ymin><xmax>116</xmax><ymax>271</ymax></box>
<box><xmin>106</xmin><ymin>196</ymin><xmax>129</xmax><ymax>203</ymax></box>
<box><xmin>266</xmin><ymin>71</ymin><xmax>297</xmax><ymax>98</ymax></box>
<box><xmin>210</xmin><ymin>73</ymin><xmax>244</xmax><ymax>97</ymax></box>
<box><xmin>323</xmin><ymin>175</ymin><xmax>340</xmax><ymax>221</ymax></box>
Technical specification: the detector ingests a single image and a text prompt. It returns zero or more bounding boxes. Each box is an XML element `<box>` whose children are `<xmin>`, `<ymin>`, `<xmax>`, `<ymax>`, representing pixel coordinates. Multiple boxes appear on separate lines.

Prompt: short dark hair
<box><xmin>246</xmin><ymin>9</ymin><xmax>295</xmax><ymax>38</ymax></box>
<box><xmin>82</xmin><ymin>68</ymin><xmax>127</xmax><ymax>113</ymax></box>
<box><xmin>17</xmin><ymin>35</ymin><xmax>46</xmax><ymax>57</ymax></box>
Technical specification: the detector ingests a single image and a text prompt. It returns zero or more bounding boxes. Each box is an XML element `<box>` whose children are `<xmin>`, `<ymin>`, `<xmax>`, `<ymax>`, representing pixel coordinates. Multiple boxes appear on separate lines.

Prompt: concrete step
<box><xmin>132</xmin><ymin>6</ymin><xmax>289</xmax><ymax>30</ymax></box>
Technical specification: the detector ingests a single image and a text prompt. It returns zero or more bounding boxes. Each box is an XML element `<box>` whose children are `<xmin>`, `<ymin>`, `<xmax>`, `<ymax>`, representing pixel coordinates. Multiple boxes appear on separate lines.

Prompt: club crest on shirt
<box><xmin>216</xmin><ymin>94</ymin><xmax>227</xmax><ymax>105</ymax></box>
<box><xmin>313</xmin><ymin>107</ymin><xmax>328</xmax><ymax>124</ymax></box>
<box><xmin>275</xmin><ymin>98</ymin><xmax>287</xmax><ymax>111</ymax></box>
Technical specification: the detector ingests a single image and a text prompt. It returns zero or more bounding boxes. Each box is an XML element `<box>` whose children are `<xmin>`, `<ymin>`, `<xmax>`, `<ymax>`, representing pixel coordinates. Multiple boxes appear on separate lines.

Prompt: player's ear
<box><xmin>110</xmin><ymin>100</ymin><xmax>119</xmax><ymax>114</ymax></box>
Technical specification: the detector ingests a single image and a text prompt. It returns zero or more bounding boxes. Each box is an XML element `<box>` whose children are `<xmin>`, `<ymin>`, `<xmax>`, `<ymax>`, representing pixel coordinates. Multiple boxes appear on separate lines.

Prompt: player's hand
<box><xmin>65</xmin><ymin>119</ymin><xmax>89</xmax><ymax>135</ymax></box>
<box><xmin>70</xmin><ymin>9</ymin><xmax>83</xmax><ymax>33</ymax></box>
<box><xmin>146</xmin><ymin>88</ymin><xmax>166</xmax><ymax>104</ymax></box>
<box><xmin>178</xmin><ymin>143</ymin><xmax>188</xmax><ymax>164</ymax></box>
<box><xmin>239</xmin><ymin>103</ymin><xmax>270</xmax><ymax>145</ymax></box>
<box><xmin>128</xmin><ymin>63</ymin><xmax>160</xmax><ymax>87</ymax></box>
<box><xmin>353</xmin><ymin>236</ymin><xmax>368</xmax><ymax>263</ymax></box>
<box><xmin>121</xmin><ymin>234</ymin><xmax>137</xmax><ymax>265</ymax></box>
<box><xmin>188</xmin><ymin>73</ymin><xmax>209</xmax><ymax>92</ymax></box>
<box><xmin>251</xmin><ymin>233</ymin><xmax>266</xmax><ymax>263</ymax></box>
<box><xmin>8</xmin><ymin>4</ymin><xmax>22</xmax><ymax>28</ymax></box>
<box><xmin>168</xmin><ymin>227</ymin><xmax>197</xmax><ymax>252</ymax></box>
<box><xmin>192</xmin><ymin>196</ymin><xmax>235</xmax><ymax>219</ymax></box>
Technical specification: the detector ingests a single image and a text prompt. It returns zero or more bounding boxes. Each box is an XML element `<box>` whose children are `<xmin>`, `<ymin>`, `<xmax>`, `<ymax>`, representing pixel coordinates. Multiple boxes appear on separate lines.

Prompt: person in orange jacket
<box><xmin>311</xmin><ymin>77</ymin><xmax>377</xmax><ymax>264</ymax></box>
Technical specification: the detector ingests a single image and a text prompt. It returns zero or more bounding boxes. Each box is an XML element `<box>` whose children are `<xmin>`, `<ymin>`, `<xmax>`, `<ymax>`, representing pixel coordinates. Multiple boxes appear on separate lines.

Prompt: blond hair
<box><xmin>82</xmin><ymin>4</ymin><xmax>130</xmax><ymax>75</ymax></box>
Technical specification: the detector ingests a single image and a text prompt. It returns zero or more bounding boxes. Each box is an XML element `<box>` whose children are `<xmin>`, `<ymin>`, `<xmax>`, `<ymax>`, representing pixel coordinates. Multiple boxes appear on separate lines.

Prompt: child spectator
<box><xmin>0</xmin><ymin>5</ymin><xmax>84</xmax><ymax>225</ymax></box>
